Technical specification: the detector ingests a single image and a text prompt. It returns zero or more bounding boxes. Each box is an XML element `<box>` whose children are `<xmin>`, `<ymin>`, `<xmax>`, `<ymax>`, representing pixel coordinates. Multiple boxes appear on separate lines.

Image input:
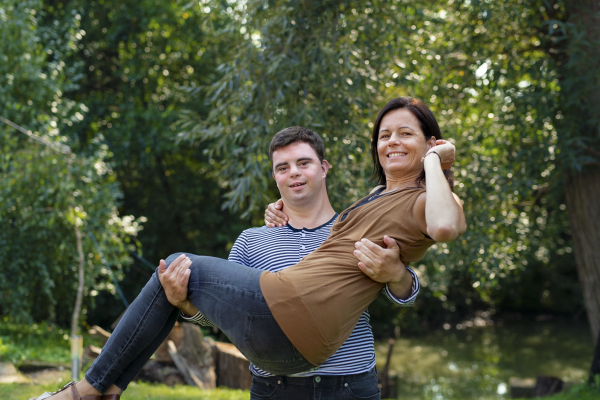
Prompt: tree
<box><xmin>0</xmin><ymin>0</ymin><xmax>142</xmax><ymax>335</ymax></box>
<box><xmin>176</xmin><ymin>0</ymin><xmax>598</xmax><ymax>336</ymax></box>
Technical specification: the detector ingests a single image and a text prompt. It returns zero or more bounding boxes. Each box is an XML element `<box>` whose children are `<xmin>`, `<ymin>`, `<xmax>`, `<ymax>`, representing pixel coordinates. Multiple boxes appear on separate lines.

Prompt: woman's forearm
<box><xmin>423</xmin><ymin>155</ymin><xmax>466</xmax><ymax>242</ymax></box>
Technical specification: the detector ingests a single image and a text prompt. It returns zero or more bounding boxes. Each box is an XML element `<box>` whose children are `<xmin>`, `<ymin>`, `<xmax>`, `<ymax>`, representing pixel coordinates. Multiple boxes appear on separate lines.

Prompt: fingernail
<box><xmin>361</xmin><ymin>238</ymin><xmax>367</xmax><ymax>242</ymax></box>
<box><xmin>354</xmin><ymin>250</ymin><xmax>359</xmax><ymax>255</ymax></box>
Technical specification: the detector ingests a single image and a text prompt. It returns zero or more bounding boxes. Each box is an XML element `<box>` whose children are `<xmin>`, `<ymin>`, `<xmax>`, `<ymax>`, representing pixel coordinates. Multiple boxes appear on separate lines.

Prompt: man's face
<box><xmin>272</xmin><ymin>142</ymin><xmax>329</xmax><ymax>205</ymax></box>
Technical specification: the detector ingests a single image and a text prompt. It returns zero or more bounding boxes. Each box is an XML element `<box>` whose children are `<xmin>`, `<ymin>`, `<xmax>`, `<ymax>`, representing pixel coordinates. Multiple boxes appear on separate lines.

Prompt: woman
<box><xmin>33</xmin><ymin>97</ymin><xmax>465</xmax><ymax>400</ymax></box>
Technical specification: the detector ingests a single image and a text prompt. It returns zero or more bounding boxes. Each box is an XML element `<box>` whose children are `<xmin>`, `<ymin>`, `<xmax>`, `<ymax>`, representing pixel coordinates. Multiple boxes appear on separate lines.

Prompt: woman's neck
<box><xmin>384</xmin><ymin>172</ymin><xmax>421</xmax><ymax>192</ymax></box>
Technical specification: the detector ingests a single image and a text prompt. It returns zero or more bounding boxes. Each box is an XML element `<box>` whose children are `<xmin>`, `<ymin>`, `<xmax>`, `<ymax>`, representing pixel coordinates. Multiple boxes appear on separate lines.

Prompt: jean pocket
<box><xmin>243</xmin><ymin>315</ymin><xmax>302</xmax><ymax>362</ymax></box>
<box><xmin>344</xmin><ymin>371</ymin><xmax>381</xmax><ymax>400</ymax></box>
<box><xmin>250</xmin><ymin>375</ymin><xmax>278</xmax><ymax>399</ymax></box>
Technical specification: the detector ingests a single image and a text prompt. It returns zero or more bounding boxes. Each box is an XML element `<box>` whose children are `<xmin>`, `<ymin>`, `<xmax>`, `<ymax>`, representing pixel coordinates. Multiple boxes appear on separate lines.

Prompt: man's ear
<box><xmin>321</xmin><ymin>159</ymin><xmax>330</xmax><ymax>177</ymax></box>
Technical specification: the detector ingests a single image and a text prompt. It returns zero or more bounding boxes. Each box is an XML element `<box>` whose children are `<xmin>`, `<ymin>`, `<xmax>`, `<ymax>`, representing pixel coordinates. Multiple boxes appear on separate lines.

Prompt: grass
<box><xmin>3</xmin><ymin>378</ymin><xmax>598</xmax><ymax>400</ymax></box>
<box><xmin>0</xmin><ymin>317</ymin><xmax>103</xmax><ymax>366</ymax></box>
<box><xmin>1</xmin><ymin>379</ymin><xmax>250</xmax><ymax>400</ymax></box>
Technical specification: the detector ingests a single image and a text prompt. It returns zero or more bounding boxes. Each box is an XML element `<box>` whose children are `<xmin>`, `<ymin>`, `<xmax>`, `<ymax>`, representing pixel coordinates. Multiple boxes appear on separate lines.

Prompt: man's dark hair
<box><xmin>269</xmin><ymin>126</ymin><xmax>325</xmax><ymax>164</ymax></box>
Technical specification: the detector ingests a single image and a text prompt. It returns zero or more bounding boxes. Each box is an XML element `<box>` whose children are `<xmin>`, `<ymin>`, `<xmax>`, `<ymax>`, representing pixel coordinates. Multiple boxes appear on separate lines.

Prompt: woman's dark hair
<box><xmin>370</xmin><ymin>97</ymin><xmax>454</xmax><ymax>191</ymax></box>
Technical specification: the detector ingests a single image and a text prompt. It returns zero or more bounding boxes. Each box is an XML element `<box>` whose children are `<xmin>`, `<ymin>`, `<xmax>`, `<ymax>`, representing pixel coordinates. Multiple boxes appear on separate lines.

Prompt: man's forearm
<box><xmin>177</xmin><ymin>299</ymin><xmax>200</xmax><ymax>317</ymax></box>
<box><xmin>387</xmin><ymin>271</ymin><xmax>414</xmax><ymax>300</ymax></box>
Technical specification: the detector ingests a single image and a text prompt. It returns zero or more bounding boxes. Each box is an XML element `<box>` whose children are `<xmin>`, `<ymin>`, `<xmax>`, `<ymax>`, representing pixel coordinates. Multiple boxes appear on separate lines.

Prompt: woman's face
<box><xmin>377</xmin><ymin>108</ymin><xmax>435</xmax><ymax>180</ymax></box>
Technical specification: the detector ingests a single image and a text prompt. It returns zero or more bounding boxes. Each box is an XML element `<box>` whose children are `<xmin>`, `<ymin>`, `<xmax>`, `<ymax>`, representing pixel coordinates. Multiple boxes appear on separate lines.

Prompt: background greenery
<box><xmin>1</xmin><ymin>0</ymin><xmax>598</xmax><ymax>353</ymax></box>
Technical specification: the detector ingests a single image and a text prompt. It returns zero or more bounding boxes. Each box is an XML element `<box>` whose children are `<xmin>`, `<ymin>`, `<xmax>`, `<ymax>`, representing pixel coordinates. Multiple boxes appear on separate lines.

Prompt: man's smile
<box><xmin>289</xmin><ymin>182</ymin><xmax>307</xmax><ymax>188</ymax></box>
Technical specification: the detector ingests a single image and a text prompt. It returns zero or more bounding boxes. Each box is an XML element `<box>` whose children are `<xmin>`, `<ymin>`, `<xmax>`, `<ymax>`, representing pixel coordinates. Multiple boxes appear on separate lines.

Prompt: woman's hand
<box><xmin>265</xmin><ymin>199</ymin><xmax>289</xmax><ymax>228</ymax></box>
<box><xmin>427</xmin><ymin>139</ymin><xmax>455</xmax><ymax>170</ymax></box>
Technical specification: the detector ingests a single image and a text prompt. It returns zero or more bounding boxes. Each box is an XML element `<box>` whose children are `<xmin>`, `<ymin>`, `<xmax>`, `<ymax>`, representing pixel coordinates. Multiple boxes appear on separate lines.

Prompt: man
<box><xmin>160</xmin><ymin>126</ymin><xmax>420</xmax><ymax>400</ymax></box>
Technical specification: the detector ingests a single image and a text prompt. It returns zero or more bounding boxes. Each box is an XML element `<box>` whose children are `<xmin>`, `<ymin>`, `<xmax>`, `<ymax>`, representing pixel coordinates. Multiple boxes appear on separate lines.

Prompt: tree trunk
<box><xmin>566</xmin><ymin>169</ymin><xmax>600</xmax><ymax>341</ymax></box>
<box><xmin>562</xmin><ymin>0</ymin><xmax>600</xmax><ymax>342</ymax></box>
<box><xmin>71</xmin><ymin>223</ymin><xmax>85</xmax><ymax>338</ymax></box>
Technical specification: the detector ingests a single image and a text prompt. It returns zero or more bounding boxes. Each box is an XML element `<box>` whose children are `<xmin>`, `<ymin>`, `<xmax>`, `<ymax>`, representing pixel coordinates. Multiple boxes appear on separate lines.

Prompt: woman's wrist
<box><xmin>423</xmin><ymin>152</ymin><xmax>442</xmax><ymax>169</ymax></box>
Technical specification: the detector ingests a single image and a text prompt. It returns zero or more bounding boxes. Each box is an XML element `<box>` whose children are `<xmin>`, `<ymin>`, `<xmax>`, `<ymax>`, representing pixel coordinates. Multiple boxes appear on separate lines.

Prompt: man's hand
<box><xmin>353</xmin><ymin>236</ymin><xmax>413</xmax><ymax>299</ymax></box>
<box><xmin>265</xmin><ymin>199</ymin><xmax>289</xmax><ymax>228</ymax></box>
<box><xmin>158</xmin><ymin>254</ymin><xmax>196</xmax><ymax>315</ymax></box>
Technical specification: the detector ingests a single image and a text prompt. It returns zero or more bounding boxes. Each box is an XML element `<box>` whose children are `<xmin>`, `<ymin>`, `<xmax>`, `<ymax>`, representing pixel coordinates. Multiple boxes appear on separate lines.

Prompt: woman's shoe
<box><xmin>28</xmin><ymin>381</ymin><xmax>102</xmax><ymax>400</ymax></box>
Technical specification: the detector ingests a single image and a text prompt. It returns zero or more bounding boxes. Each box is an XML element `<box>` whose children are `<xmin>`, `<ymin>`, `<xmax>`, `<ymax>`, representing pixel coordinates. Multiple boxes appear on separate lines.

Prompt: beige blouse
<box><xmin>260</xmin><ymin>187</ymin><xmax>435</xmax><ymax>367</ymax></box>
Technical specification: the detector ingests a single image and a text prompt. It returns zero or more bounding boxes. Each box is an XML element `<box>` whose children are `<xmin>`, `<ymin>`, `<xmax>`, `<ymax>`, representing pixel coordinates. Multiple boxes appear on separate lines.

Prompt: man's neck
<box><xmin>283</xmin><ymin>196</ymin><xmax>336</xmax><ymax>230</ymax></box>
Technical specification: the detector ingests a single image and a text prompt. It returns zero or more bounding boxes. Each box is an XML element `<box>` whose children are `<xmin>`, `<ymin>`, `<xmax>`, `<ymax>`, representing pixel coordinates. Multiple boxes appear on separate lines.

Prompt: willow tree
<box><xmin>0</xmin><ymin>0</ymin><xmax>142</xmax><ymax>333</ymax></box>
<box><xmin>176</xmin><ymin>0</ymin><xmax>599</xmax><ymax>341</ymax></box>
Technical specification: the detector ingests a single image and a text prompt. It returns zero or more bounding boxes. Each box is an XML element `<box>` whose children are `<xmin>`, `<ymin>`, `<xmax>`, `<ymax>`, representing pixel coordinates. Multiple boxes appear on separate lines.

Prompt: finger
<box><xmin>275</xmin><ymin>199</ymin><xmax>283</xmax><ymax>209</ymax></box>
<box><xmin>266</xmin><ymin>206</ymin><xmax>288</xmax><ymax>226</ymax></box>
<box><xmin>357</xmin><ymin>262</ymin><xmax>377</xmax><ymax>280</ymax></box>
<box><xmin>158</xmin><ymin>259</ymin><xmax>167</xmax><ymax>276</ymax></box>
<box><xmin>179</xmin><ymin>268</ymin><xmax>191</xmax><ymax>287</ymax></box>
<box><xmin>176</xmin><ymin>257</ymin><xmax>192</xmax><ymax>283</ymax></box>
<box><xmin>353</xmin><ymin>248</ymin><xmax>378</xmax><ymax>271</ymax></box>
<box><xmin>383</xmin><ymin>235</ymin><xmax>399</xmax><ymax>250</ymax></box>
<box><xmin>357</xmin><ymin>238</ymin><xmax>387</xmax><ymax>257</ymax></box>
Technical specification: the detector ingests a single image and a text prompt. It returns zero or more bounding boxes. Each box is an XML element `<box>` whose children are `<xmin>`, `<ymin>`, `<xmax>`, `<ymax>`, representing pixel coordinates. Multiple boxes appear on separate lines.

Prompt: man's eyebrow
<box><xmin>274</xmin><ymin>161</ymin><xmax>289</xmax><ymax>169</ymax></box>
<box><xmin>296</xmin><ymin>157</ymin><xmax>314</xmax><ymax>163</ymax></box>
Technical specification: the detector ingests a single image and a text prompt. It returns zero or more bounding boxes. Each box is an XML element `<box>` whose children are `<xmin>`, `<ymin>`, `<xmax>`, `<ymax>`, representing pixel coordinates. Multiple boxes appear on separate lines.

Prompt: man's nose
<box><xmin>289</xmin><ymin>165</ymin><xmax>301</xmax><ymax>177</ymax></box>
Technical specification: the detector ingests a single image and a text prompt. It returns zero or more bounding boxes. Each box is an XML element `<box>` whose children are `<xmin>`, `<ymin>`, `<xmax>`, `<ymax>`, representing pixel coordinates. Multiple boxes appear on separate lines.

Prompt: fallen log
<box><xmin>214</xmin><ymin>342</ymin><xmax>251</xmax><ymax>390</ymax></box>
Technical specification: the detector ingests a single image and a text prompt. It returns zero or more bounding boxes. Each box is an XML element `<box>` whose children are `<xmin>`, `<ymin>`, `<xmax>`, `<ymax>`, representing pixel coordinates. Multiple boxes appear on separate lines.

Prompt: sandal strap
<box><xmin>101</xmin><ymin>395</ymin><xmax>121</xmax><ymax>400</ymax></box>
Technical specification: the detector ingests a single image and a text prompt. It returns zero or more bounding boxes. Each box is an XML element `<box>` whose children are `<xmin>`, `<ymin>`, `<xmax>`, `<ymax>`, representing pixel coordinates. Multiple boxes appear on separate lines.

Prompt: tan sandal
<box><xmin>29</xmin><ymin>382</ymin><xmax>102</xmax><ymax>400</ymax></box>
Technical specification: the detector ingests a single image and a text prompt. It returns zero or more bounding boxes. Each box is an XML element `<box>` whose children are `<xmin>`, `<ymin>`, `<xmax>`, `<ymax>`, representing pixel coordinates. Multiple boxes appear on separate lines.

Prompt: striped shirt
<box><xmin>183</xmin><ymin>213</ymin><xmax>420</xmax><ymax>377</ymax></box>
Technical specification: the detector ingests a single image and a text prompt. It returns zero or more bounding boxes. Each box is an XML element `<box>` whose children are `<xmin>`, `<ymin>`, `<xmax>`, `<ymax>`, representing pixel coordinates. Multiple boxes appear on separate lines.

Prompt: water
<box><xmin>374</xmin><ymin>318</ymin><xmax>594</xmax><ymax>399</ymax></box>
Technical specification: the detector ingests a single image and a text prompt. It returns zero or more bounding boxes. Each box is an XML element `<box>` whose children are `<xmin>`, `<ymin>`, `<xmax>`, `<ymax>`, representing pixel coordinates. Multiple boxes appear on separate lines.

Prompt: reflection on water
<box><xmin>375</xmin><ymin>319</ymin><xmax>593</xmax><ymax>399</ymax></box>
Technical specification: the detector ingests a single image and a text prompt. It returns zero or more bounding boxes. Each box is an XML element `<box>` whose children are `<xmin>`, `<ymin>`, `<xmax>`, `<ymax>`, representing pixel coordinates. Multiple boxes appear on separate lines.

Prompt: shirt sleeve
<box><xmin>381</xmin><ymin>267</ymin><xmax>420</xmax><ymax>307</ymax></box>
<box><xmin>180</xmin><ymin>311</ymin><xmax>216</xmax><ymax>327</ymax></box>
<box><xmin>183</xmin><ymin>231</ymin><xmax>251</xmax><ymax>327</ymax></box>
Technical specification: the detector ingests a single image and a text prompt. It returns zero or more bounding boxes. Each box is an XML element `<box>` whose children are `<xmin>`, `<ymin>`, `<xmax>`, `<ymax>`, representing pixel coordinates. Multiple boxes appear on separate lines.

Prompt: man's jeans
<box><xmin>249</xmin><ymin>368</ymin><xmax>381</xmax><ymax>400</ymax></box>
<box><xmin>85</xmin><ymin>253</ymin><xmax>312</xmax><ymax>393</ymax></box>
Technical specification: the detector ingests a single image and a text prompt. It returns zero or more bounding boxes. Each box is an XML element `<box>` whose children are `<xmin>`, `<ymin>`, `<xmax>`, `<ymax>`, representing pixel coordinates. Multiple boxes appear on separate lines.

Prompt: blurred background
<box><xmin>1</xmin><ymin>0</ymin><xmax>599</xmax><ymax>398</ymax></box>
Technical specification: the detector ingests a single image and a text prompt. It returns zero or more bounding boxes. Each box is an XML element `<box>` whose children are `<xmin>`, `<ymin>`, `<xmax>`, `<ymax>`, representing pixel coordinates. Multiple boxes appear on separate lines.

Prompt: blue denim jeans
<box><xmin>249</xmin><ymin>368</ymin><xmax>380</xmax><ymax>400</ymax></box>
<box><xmin>85</xmin><ymin>253</ymin><xmax>312</xmax><ymax>393</ymax></box>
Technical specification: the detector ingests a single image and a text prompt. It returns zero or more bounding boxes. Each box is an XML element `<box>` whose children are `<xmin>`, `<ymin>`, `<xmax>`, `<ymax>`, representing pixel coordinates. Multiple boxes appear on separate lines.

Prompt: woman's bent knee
<box><xmin>165</xmin><ymin>252</ymin><xmax>186</xmax><ymax>265</ymax></box>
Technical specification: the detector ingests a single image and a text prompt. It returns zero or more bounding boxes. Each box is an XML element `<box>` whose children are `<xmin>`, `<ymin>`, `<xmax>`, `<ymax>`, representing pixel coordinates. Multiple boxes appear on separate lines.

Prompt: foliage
<box><xmin>0</xmin><ymin>317</ymin><xmax>103</xmax><ymax>365</ymax></box>
<box><xmin>175</xmin><ymin>0</ymin><xmax>595</xmax><ymax>325</ymax></box>
<box><xmin>0</xmin><ymin>0</ymin><xmax>142</xmax><ymax>326</ymax></box>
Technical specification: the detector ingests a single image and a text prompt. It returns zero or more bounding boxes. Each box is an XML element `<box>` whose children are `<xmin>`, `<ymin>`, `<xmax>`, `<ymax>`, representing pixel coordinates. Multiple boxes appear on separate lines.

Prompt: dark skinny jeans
<box><xmin>85</xmin><ymin>253</ymin><xmax>312</xmax><ymax>393</ymax></box>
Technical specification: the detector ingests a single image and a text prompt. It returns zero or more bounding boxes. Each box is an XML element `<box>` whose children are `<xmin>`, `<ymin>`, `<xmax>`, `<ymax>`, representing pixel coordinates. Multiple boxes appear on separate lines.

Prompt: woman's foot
<box><xmin>29</xmin><ymin>381</ymin><xmax>102</xmax><ymax>400</ymax></box>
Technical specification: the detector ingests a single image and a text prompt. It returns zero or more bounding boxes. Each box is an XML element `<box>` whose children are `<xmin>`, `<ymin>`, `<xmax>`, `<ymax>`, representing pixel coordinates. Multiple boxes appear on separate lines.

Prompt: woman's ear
<box><xmin>427</xmin><ymin>137</ymin><xmax>437</xmax><ymax>150</ymax></box>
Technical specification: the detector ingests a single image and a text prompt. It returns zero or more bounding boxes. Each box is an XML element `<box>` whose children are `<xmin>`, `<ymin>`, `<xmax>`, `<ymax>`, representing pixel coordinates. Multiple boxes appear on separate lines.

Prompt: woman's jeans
<box><xmin>85</xmin><ymin>253</ymin><xmax>312</xmax><ymax>392</ymax></box>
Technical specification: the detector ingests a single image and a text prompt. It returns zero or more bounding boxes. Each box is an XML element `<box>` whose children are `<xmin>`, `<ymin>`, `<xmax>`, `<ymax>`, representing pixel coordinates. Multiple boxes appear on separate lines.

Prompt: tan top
<box><xmin>260</xmin><ymin>187</ymin><xmax>435</xmax><ymax>367</ymax></box>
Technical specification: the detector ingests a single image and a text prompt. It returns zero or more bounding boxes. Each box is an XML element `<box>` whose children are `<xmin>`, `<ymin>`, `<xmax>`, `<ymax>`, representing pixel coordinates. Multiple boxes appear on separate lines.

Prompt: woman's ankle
<box><xmin>76</xmin><ymin>379</ymin><xmax>102</xmax><ymax>396</ymax></box>
<box><xmin>103</xmin><ymin>384</ymin><xmax>123</xmax><ymax>395</ymax></box>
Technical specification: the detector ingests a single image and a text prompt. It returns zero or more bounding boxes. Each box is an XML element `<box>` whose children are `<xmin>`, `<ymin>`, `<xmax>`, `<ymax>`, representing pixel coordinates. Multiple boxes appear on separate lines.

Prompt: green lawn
<box><xmin>2</xmin><ymin>380</ymin><xmax>250</xmax><ymax>400</ymax></box>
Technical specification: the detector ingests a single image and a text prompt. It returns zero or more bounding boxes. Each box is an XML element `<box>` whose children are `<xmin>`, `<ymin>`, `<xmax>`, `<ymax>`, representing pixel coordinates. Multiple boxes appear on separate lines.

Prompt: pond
<box><xmin>374</xmin><ymin>317</ymin><xmax>594</xmax><ymax>399</ymax></box>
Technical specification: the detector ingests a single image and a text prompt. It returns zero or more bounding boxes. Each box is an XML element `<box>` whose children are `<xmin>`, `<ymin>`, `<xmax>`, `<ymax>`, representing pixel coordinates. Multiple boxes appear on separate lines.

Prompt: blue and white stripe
<box><xmin>182</xmin><ymin>214</ymin><xmax>419</xmax><ymax>377</ymax></box>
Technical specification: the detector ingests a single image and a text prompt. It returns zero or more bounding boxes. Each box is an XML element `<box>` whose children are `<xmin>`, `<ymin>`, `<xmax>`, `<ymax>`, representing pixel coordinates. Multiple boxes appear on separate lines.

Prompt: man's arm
<box><xmin>167</xmin><ymin>232</ymin><xmax>251</xmax><ymax>326</ymax></box>
<box><xmin>353</xmin><ymin>236</ymin><xmax>420</xmax><ymax>305</ymax></box>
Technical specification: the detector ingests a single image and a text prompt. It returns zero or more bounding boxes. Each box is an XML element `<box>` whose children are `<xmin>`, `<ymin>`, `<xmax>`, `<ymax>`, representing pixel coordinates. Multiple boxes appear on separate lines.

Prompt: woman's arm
<box><xmin>414</xmin><ymin>142</ymin><xmax>466</xmax><ymax>242</ymax></box>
